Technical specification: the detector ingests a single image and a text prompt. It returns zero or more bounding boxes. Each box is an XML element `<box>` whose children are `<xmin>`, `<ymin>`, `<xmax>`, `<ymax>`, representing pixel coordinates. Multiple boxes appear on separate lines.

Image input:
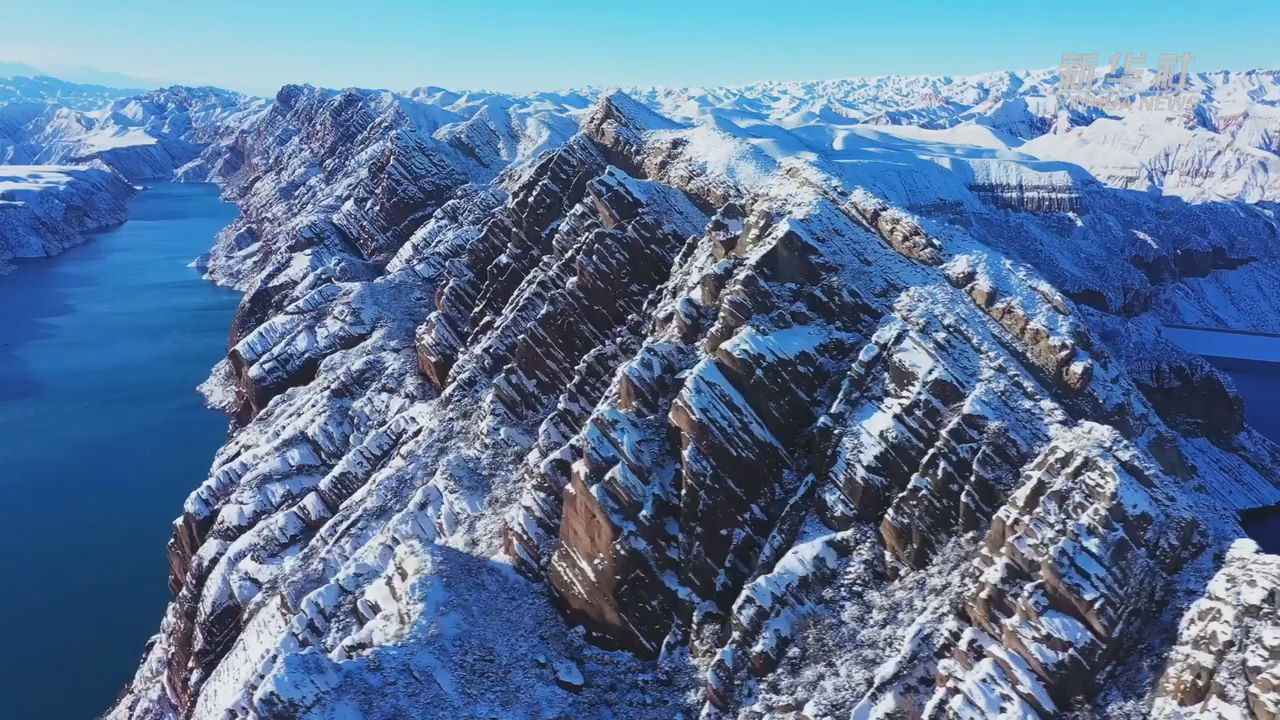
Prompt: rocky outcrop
<box><xmin>1154</xmin><ymin>540</ymin><xmax>1280</xmax><ymax>720</ymax></box>
<box><xmin>196</xmin><ymin>84</ymin><xmax>576</xmax><ymax>423</ymax></box>
<box><xmin>928</xmin><ymin>424</ymin><xmax>1206</xmax><ymax>715</ymax></box>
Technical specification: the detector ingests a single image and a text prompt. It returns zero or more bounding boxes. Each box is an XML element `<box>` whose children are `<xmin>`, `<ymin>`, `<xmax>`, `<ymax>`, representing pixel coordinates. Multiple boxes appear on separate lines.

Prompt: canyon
<box><xmin>2</xmin><ymin>68</ymin><xmax>1279</xmax><ymax>719</ymax></box>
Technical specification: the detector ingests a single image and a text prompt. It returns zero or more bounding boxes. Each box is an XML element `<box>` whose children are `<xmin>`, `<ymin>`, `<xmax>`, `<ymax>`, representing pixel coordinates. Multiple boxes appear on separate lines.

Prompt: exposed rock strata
<box><xmin>1154</xmin><ymin>541</ymin><xmax>1280</xmax><ymax>720</ymax></box>
<box><xmin>101</xmin><ymin>74</ymin><xmax>1280</xmax><ymax>720</ymax></box>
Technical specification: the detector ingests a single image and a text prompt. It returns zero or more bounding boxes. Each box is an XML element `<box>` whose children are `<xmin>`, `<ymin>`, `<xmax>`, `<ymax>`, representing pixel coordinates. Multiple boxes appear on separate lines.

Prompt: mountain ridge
<box><xmin>2</xmin><ymin>68</ymin><xmax>1278</xmax><ymax>719</ymax></box>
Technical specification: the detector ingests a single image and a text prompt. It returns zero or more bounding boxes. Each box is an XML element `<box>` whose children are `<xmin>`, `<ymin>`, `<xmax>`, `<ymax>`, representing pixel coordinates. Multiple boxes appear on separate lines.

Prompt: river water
<box><xmin>0</xmin><ymin>182</ymin><xmax>238</xmax><ymax>719</ymax></box>
<box><xmin>1163</xmin><ymin>327</ymin><xmax>1280</xmax><ymax>551</ymax></box>
<box><xmin>1216</xmin><ymin>359</ymin><xmax>1280</xmax><ymax>553</ymax></box>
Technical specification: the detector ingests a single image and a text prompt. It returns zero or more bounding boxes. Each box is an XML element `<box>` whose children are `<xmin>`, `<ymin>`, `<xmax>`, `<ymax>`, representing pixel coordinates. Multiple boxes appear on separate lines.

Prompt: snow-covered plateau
<box><xmin>4</xmin><ymin>67</ymin><xmax>1280</xmax><ymax>719</ymax></box>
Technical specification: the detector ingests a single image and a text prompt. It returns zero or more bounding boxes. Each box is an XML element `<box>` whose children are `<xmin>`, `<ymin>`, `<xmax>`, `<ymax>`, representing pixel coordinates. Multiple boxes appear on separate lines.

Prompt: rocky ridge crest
<box><xmin>95</xmin><ymin>76</ymin><xmax>1280</xmax><ymax>720</ymax></box>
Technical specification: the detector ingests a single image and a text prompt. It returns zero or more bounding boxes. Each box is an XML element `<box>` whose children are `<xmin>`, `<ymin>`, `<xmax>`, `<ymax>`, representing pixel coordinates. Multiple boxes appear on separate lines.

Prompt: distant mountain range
<box><xmin>0</xmin><ymin>59</ymin><xmax>157</xmax><ymax>91</ymax></box>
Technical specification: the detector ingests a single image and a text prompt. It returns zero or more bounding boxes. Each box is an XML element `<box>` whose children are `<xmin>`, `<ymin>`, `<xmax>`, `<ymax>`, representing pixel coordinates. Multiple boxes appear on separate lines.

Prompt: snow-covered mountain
<box><xmin>0</xmin><ymin>71</ymin><xmax>141</xmax><ymax>109</ymax></box>
<box><xmin>0</xmin><ymin>163</ymin><xmax>134</xmax><ymax>275</ymax></box>
<box><xmin>0</xmin><ymin>78</ymin><xmax>268</xmax><ymax>275</ymax></box>
<box><xmin>5</xmin><ymin>68</ymin><xmax>1275</xmax><ymax>719</ymax></box>
<box><xmin>0</xmin><ymin>82</ymin><xmax>267</xmax><ymax>181</ymax></box>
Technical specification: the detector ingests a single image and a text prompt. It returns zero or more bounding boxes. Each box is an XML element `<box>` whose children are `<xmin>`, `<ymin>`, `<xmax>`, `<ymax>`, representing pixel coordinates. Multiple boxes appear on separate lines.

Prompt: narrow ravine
<box><xmin>0</xmin><ymin>182</ymin><xmax>239</xmax><ymax>719</ymax></box>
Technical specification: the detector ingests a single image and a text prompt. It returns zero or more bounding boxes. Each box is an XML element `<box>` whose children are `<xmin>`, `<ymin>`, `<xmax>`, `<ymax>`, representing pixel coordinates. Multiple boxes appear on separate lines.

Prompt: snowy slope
<box><xmin>0</xmin><ymin>82</ymin><xmax>268</xmax><ymax>180</ymax></box>
<box><xmin>0</xmin><ymin>163</ymin><xmax>134</xmax><ymax>275</ymax></box>
<box><xmin>0</xmin><ymin>79</ymin><xmax>267</xmax><ymax>279</ymax></box>
<box><xmin>0</xmin><ymin>72</ymin><xmax>141</xmax><ymax>109</ymax></box>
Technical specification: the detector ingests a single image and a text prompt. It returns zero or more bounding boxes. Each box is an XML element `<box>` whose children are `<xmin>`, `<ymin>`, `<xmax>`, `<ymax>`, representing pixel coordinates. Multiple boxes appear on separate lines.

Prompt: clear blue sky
<box><xmin>1</xmin><ymin>0</ymin><xmax>1273</xmax><ymax>95</ymax></box>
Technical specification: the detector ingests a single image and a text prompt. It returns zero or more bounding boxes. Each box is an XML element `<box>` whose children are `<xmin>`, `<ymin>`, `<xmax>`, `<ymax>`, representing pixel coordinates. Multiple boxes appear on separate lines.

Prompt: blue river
<box><xmin>1216</xmin><ymin>359</ymin><xmax>1280</xmax><ymax>554</ymax></box>
<box><xmin>0</xmin><ymin>182</ymin><xmax>239</xmax><ymax>719</ymax></box>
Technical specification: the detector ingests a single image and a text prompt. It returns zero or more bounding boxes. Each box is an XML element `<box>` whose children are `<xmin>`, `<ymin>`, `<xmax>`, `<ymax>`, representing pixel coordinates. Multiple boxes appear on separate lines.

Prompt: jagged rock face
<box><xmin>0</xmin><ymin>163</ymin><xmax>134</xmax><ymax>275</ymax></box>
<box><xmin>107</xmin><ymin>78</ymin><xmax>1280</xmax><ymax>720</ymax></box>
<box><xmin>931</xmin><ymin>425</ymin><xmax>1207</xmax><ymax>715</ymax></box>
<box><xmin>197</xmin><ymin>84</ymin><xmax>577</xmax><ymax>422</ymax></box>
<box><xmin>1153</xmin><ymin>541</ymin><xmax>1280</xmax><ymax>720</ymax></box>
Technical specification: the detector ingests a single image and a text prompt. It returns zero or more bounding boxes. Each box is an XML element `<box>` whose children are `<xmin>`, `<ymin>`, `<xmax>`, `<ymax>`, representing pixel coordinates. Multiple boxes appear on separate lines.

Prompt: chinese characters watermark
<box><xmin>1059</xmin><ymin>52</ymin><xmax>1199</xmax><ymax>112</ymax></box>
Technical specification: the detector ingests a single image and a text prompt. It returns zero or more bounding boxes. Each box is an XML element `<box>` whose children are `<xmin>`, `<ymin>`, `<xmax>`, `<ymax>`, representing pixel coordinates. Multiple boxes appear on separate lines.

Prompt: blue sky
<box><xmin>1</xmin><ymin>0</ymin><xmax>1273</xmax><ymax>95</ymax></box>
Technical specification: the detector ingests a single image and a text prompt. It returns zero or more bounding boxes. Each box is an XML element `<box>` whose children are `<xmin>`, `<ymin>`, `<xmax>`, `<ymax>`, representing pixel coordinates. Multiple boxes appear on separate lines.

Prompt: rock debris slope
<box><xmin>104</xmin><ymin>70</ymin><xmax>1280</xmax><ymax>719</ymax></box>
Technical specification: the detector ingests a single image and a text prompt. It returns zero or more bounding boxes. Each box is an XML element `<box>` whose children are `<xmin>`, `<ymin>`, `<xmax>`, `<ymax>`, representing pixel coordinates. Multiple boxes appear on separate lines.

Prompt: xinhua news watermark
<box><xmin>1059</xmin><ymin>52</ymin><xmax>1199</xmax><ymax>112</ymax></box>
